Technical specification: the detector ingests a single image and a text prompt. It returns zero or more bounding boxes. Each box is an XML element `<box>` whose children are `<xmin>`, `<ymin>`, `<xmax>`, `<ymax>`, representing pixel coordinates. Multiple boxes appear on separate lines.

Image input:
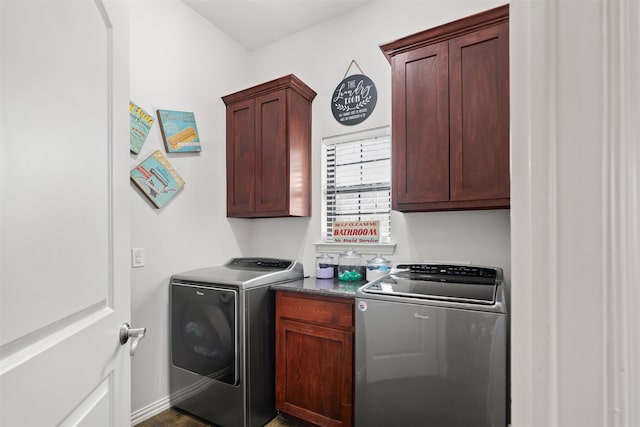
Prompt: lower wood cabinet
<box><xmin>275</xmin><ymin>291</ymin><xmax>354</xmax><ymax>427</ymax></box>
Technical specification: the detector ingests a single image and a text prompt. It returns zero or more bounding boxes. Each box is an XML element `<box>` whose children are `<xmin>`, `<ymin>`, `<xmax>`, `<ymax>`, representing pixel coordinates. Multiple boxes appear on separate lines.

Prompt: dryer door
<box><xmin>171</xmin><ymin>283</ymin><xmax>238</xmax><ymax>385</ymax></box>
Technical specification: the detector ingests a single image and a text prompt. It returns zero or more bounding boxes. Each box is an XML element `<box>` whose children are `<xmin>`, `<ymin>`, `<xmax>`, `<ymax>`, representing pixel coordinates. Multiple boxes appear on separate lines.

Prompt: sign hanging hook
<box><xmin>342</xmin><ymin>59</ymin><xmax>365</xmax><ymax>79</ymax></box>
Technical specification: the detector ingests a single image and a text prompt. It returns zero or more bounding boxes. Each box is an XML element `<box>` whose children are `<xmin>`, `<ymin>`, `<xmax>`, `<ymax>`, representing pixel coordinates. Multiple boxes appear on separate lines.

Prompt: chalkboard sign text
<box><xmin>331</xmin><ymin>74</ymin><xmax>377</xmax><ymax>126</ymax></box>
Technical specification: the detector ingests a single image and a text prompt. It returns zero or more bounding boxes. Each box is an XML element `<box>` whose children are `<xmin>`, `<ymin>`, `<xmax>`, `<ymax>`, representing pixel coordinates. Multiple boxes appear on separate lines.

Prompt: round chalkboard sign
<box><xmin>331</xmin><ymin>74</ymin><xmax>377</xmax><ymax>126</ymax></box>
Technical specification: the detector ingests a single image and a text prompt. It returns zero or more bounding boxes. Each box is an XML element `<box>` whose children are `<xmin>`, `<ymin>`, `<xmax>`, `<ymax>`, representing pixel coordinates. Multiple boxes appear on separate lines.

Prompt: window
<box><xmin>321</xmin><ymin>126</ymin><xmax>391</xmax><ymax>243</ymax></box>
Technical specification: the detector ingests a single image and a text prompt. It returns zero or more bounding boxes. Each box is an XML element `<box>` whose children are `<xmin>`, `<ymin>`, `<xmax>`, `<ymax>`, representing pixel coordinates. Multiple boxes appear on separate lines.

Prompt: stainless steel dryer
<box><xmin>355</xmin><ymin>263</ymin><xmax>508</xmax><ymax>427</ymax></box>
<box><xmin>170</xmin><ymin>258</ymin><xmax>304</xmax><ymax>427</ymax></box>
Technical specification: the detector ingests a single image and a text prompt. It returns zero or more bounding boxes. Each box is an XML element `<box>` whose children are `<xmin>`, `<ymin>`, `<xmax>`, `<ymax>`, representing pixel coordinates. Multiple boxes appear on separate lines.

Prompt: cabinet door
<box><xmin>255</xmin><ymin>89</ymin><xmax>288</xmax><ymax>215</ymax></box>
<box><xmin>226</xmin><ymin>98</ymin><xmax>255</xmax><ymax>215</ymax></box>
<box><xmin>391</xmin><ymin>40</ymin><xmax>449</xmax><ymax>209</ymax></box>
<box><xmin>276</xmin><ymin>319</ymin><xmax>353</xmax><ymax>427</ymax></box>
<box><xmin>449</xmin><ymin>22</ymin><xmax>510</xmax><ymax>202</ymax></box>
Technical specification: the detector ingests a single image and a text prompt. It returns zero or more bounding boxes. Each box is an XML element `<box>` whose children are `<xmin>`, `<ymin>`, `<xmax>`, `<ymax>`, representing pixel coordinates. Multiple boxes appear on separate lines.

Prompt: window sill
<box><xmin>314</xmin><ymin>242</ymin><xmax>396</xmax><ymax>256</ymax></box>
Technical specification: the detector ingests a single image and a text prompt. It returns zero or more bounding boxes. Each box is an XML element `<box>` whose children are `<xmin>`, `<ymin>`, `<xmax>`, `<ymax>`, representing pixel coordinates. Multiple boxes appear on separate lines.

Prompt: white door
<box><xmin>0</xmin><ymin>1</ymin><xmax>132</xmax><ymax>426</ymax></box>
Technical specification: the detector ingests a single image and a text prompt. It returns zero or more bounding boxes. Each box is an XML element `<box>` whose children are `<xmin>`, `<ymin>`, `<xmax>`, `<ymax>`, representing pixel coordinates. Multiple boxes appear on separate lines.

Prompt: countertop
<box><xmin>270</xmin><ymin>276</ymin><xmax>361</xmax><ymax>299</ymax></box>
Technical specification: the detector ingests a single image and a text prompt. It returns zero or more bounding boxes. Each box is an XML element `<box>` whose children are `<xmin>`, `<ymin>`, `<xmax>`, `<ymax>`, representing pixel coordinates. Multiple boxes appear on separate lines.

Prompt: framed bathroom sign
<box><xmin>332</xmin><ymin>220</ymin><xmax>380</xmax><ymax>243</ymax></box>
<box><xmin>331</xmin><ymin>73</ymin><xmax>377</xmax><ymax>126</ymax></box>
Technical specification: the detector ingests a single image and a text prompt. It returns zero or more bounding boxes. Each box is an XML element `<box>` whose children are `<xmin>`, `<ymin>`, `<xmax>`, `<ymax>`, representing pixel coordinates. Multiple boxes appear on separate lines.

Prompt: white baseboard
<box><xmin>130</xmin><ymin>395</ymin><xmax>172</xmax><ymax>426</ymax></box>
<box><xmin>130</xmin><ymin>377</ymin><xmax>213</xmax><ymax>426</ymax></box>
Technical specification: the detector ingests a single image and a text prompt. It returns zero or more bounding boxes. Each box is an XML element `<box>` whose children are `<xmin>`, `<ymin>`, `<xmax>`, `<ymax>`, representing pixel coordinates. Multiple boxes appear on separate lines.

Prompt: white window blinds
<box><xmin>322</xmin><ymin>126</ymin><xmax>391</xmax><ymax>242</ymax></box>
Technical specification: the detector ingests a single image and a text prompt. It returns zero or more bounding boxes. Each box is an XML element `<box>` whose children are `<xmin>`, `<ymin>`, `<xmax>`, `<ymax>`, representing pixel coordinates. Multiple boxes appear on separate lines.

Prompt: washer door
<box><xmin>355</xmin><ymin>297</ymin><xmax>507</xmax><ymax>427</ymax></box>
<box><xmin>171</xmin><ymin>283</ymin><xmax>238</xmax><ymax>385</ymax></box>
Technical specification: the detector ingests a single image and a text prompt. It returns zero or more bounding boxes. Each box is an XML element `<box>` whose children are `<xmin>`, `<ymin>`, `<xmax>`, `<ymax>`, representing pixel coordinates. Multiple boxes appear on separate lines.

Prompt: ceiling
<box><xmin>182</xmin><ymin>0</ymin><xmax>372</xmax><ymax>50</ymax></box>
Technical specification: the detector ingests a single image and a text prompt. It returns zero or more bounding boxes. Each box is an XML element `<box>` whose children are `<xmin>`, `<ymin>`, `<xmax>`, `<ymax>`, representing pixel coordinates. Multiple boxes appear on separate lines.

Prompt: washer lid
<box><xmin>171</xmin><ymin>257</ymin><xmax>304</xmax><ymax>288</ymax></box>
<box><xmin>358</xmin><ymin>263</ymin><xmax>503</xmax><ymax>306</ymax></box>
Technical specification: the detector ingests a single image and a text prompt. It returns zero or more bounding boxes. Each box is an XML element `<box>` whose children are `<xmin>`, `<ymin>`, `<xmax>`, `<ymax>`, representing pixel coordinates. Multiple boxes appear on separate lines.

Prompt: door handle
<box><xmin>119</xmin><ymin>323</ymin><xmax>146</xmax><ymax>356</ymax></box>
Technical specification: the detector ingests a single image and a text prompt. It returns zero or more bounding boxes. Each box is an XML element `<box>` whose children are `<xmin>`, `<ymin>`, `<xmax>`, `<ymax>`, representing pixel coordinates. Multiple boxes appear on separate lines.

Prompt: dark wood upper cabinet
<box><xmin>381</xmin><ymin>5</ymin><xmax>510</xmax><ymax>212</ymax></box>
<box><xmin>222</xmin><ymin>75</ymin><xmax>316</xmax><ymax>218</ymax></box>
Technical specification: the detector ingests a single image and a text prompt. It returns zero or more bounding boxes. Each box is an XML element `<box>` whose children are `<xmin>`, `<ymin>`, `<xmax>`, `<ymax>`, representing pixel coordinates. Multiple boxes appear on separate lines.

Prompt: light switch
<box><xmin>132</xmin><ymin>248</ymin><xmax>145</xmax><ymax>268</ymax></box>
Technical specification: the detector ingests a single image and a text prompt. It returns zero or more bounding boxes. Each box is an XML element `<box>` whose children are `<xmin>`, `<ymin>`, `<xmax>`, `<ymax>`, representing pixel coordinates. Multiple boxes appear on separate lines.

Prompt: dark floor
<box><xmin>137</xmin><ymin>407</ymin><xmax>309</xmax><ymax>427</ymax></box>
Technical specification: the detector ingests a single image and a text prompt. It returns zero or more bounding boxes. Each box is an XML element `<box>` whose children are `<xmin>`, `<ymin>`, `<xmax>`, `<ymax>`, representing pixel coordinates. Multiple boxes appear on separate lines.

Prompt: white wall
<box><xmin>129</xmin><ymin>0</ymin><xmax>510</xmax><ymax>417</ymax></box>
<box><xmin>128</xmin><ymin>0</ymin><xmax>251</xmax><ymax>413</ymax></box>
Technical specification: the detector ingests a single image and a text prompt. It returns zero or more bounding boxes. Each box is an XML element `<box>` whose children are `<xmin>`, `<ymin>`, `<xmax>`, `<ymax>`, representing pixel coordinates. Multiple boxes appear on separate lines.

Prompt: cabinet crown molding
<box><xmin>380</xmin><ymin>3</ymin><xmax>509</xmax><ymax>63</ymax></box>
<box><xmin>222</xmin><ymin>74</ymin><xmax>317</xmax><ymax>105</ymax></box>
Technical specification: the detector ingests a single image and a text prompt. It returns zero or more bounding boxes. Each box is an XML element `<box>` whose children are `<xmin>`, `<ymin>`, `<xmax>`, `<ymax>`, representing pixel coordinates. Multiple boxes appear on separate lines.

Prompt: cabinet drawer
<box><xmin>276</xmin><ymin>291</ymin><xmax>354</xmax><ymax>330</ymax></box>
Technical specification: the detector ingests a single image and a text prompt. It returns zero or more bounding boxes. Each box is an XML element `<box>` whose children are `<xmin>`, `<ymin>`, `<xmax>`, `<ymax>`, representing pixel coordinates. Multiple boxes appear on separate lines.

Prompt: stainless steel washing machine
<box><xmin>170</xmin><ymin>258</ymin><xmax>304</xmax><ymax>427</ymax></box>
<box><xmin>355</xmin><ymin>263</ymin><xmax>508</xmax><ymax>427</ymax></box>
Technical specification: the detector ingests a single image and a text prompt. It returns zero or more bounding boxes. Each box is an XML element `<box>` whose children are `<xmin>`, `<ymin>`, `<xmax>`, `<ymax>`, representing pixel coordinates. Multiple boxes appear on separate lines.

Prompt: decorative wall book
<box><xmin>129</xmin><ymin>101</ymin><xmax>154</xmax><ymax>154</ymax></box>
<box><xmin>130</xmin><ymin>150</ymin><xmax>185</xmax><ymax>208</ymax></box>
<box><xmin>156</xmin><ymin>109</ymin><xmax>202</xmax><ymax>153</ymax></box>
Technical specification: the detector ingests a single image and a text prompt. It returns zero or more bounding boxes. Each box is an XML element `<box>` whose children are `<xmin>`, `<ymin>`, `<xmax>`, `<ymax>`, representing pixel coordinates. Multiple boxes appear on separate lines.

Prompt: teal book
<box><xmin>130</xmin><ymin>101</ymin><xmax>154</xmax><ymax>154</ymax></box>
<box><xmin>157</xmin><ymin>109</ymin><xmax>202</xmax><ymax>153</ymax></box>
